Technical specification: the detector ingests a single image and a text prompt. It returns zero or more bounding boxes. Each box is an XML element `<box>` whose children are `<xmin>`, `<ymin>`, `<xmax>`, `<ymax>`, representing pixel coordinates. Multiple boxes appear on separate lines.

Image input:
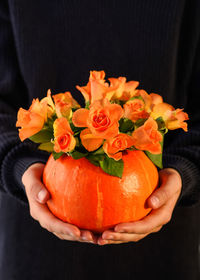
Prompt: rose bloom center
<box><xmin>113</xmin><ymin>138</ymin><xmax>127</xmax><ymax>150</ymax></box>
<box><xmin>92</xmin><ymin>111</ymin><xmax>111</xmax><ymax>131</ymax></box>
<box><xmin>57</xmin><ymin>134</ymin><xmax>71</xmax><ymax>149</ymax></box>
<box><xmin>130</xmin><ymin>100</ymin><xmax>144</xmax><ymax>111</ymax></box>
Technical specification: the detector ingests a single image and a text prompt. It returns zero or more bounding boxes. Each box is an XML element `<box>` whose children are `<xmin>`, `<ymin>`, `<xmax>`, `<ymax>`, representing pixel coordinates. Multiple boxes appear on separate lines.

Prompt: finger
<box><xmin>31</xmin><ymin>201</ymin><xmax>81</xmax><ymax>237</ymax></box>
<box><xmin>102</xmin><ymin>230</ymin><xmax>143</xmax><ymax>242</ymax></box>
<box><xmin>80</xmin><ymin>230</ymin><xmax>97</xmax><ymax>243</ymax></box>
<box><xmin>99</xmin><ymin>226</ymin><xmax>162</xmax><ymax>245</ymax></box>
<box><xmin>102</xmin><ymin>226</ymin><xmax>162</xmax><ymax>242</ymax></box>
<box><xmin>28</xmin><ymin>180</ymin><xmax>50</xmax><ymax>204</ymax></box>
<box><xmin>98</xmin><ymin>236</ymin><xmax>127</xmax><ymax>245</ymax></box>
<box><xmin>53</xmin><ymin>231</ymin><xmax>94</xmax><ymax>243</ymax></box>
<box><xmin>114</xmin><ymin>196</ymin><xmax>177</xmax><ymax>234</ymax></box>
<box><xmin>53</xmin><ymin>232</ymin><xmax>79</xmax><ymax>241</ymax></box>
<box><xmin>23</xmin><ymin>163</ymin><xmax>50</xmax><ymax>204</ymax></box>
<box><xmin>147</xmin><ymin>168</ymin><xmax>182</xmax><ymax>209</ymax></box>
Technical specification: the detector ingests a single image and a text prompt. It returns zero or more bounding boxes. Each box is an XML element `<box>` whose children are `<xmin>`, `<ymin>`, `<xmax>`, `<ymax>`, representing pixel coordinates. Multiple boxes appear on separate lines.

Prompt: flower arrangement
<box><xmin>16</xmin><ymin>70</ymin><xmax>189</xmax><ymax>178</ymax></box>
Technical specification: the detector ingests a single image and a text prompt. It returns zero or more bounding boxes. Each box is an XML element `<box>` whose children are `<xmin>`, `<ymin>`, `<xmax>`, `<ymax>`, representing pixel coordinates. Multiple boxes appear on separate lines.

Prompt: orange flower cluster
<box><xmin>16</xmin><ymin>70</ymin><xmax>189</xmax><ymax>162</ymax></box>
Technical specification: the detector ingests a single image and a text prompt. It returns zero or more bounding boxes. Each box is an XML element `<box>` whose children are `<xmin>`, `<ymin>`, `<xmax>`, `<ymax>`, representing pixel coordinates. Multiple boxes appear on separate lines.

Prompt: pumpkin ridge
<box><xmin>137</xmin><ymin>155</ymin><xmax>152</xmax><ymax>194</ymax></box>
<box><xmin>96</xmin><ymin>178</ymin><xmax>104</xmax><ymax>229</ymax></box>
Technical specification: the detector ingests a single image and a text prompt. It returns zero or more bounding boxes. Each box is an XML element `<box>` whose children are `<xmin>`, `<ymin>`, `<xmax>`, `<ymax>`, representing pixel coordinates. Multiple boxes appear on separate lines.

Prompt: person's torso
<box><xmin>9</xmin><ymin>0</ymin><xmax>199</xmax><ymax>108</ymax></box>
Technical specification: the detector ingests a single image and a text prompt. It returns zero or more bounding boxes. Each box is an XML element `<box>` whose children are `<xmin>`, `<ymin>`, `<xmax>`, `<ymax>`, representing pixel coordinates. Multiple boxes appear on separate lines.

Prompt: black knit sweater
<box><xmin>1</xmin><ymin>0</ymin><xmax>200</xmax><ymax>206</ymax></box>
<box><xmin>0</xmin><ymin>1</ymin><xmax>200</xmax><ymax>278</ymax></box>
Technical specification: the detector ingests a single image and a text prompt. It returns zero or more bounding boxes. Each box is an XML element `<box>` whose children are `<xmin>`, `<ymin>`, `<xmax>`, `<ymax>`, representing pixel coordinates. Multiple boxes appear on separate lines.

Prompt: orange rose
<box><xmin>76</xmin><ymin>71</ymin><xmax>139</xmax><ymax>103</ymax></box>
<box><xmin>76</xmin><ymin>70</ymin><xmax>109</xmax><ymax>103</ymax></box>
<box><xmin>53</xmin><ymin>117</ymin><xmax>76</xmax><ymax>153</ymax></box>
<box><xmin>132</xmin><ymin>117</ymin><xmax>163</xmax><ymax>154</ymax></box>
<box><xmin>150</xmin><ymin>103</ymin><xmax>189</xmax><ymax>131</ymax></box>
<box><xmin>135</xmin><ymin>90</ymin><xmax>152</xmax><ymax>112</ymax></box>
<box><xmin>53</xmin><ymin>91</ymin><xmax>80</xmax><ymax>119</ymax></box>
<box><xmin>103</xmin><ymin>134</ymin><xmax>134</xmax><ymax>160</ymax></box>
<box><xmin>72</xmin><ymin>98</ymin><xmax>124</xmax><ymax>139</ymax></box>
<box><xmin>16</xmin><ymin>98</ymin><xmax>47</xmax><ymax>141</ymax></box>
<box><xmin>165</xmin><ymin>108</ymin><xmax>189</xmax><ymax>131</ymax></box>
<box><xmin>124</xmin><ymin>98</ymin><xmax>150</xmax><ymax>121</ymax></box>
<box><xmin>107</xmin><ymin>77</ymin><xmax>139</xmax><ymax>101</ymax></box>
<box><xmin>40</xmin><ymin>89</ymin><xmax>55</xmax><ymax>119</ymax></box>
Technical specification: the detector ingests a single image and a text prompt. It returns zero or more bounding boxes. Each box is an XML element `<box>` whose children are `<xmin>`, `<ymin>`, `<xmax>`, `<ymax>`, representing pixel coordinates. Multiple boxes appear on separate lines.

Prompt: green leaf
<box><xmin>69</xmin><ymin>150</ymin><xmax>88</xmax><ymax>159</ymax></box>
<box><xmin>110</xmin><ymin>99</ymin><xmax>120</xmax><ymax>105</ymax></box>
<box><xmin>145</xmin><ymin>133</ymin><xmax>164</xmax><ymax>169</ymax></box>
<box><xmin>129</xmin><ymin>95</ymin><xmax>144</xmax><ymax>102</ymax></box>
<box><xmin>92</xmin><ymin>147</ymin><xmax>104</xmax><ymax>155</ymax></box>
<box><xmin>29</xmin><ymin>128</ymin><xmax>53</xmax><ymax>143</ymax></box>
<box><xmin>45</xmin><ymin>114</ymin><xmax>57</xmax><ymax>128</ymax></box>
<box><xmin>86</xmin><ymin>154</ymin><xmax>105</xmax><ymax>166</ymax></box>
<box><xmin>119</xmin><ymin>100</ymin><xmax>126</xmax><ymax>107</ymax></box>
<box><xmin>134</xmin><ymin>118</ymin><xmax>147</xmax><ymax>129</ymax></box>
<box><xmin>119</xmin><ymin>118</ymin><xmax>134</xmax><ymax>133</ymax></box>
<box><xmin>69</xmin><ymin>120</ymin><xmax>85</xmax><ymax>134</ymax></box>
<box><xmin>86</xmin><ymin>156</ymin><xmax>101</xmax><ymax>167</ymax></box>
<box><xmin>99</xmin><ymin>156</ymin><xmax>124</xmax><ymax>178</ymax></box>
<box><xmin>72</xmin><ymin>107</ymin><xmax>79</xmax><ymax>113</ymax></box>
<box><xmin>52</xmin><ymin>151</ymin><xmax>64</xmax><ymax>160</ymax></box>
<box><xmin>156</xmin><ymin>117</ymin><xmax>165</xmax><ymax>129</ymax></box>
<box><xmin>85</xmin><ymin>101</ymin><xmax>90</xmax><ymax>109</ymax></box>
<box><xmin>156</xmin><ymin>117</ymin><xmax>168</xmax><ymax>134</ymax></box>
<box><xmin>38</xmin><ymin>142</ymin><xmax>54</xmax><ymax>152</ymax></box>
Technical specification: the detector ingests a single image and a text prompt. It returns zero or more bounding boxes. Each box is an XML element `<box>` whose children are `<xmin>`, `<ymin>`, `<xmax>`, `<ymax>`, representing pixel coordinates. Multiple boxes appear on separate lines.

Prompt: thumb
<box><xmin>147</xmin><ymin>168</ymin><xmax>182</xmax><ymax>209</ymax></box>
<box><xmin>22</xmin><ymin>163</ymin><xmax>50</xmax><ymax>204</ymax></box>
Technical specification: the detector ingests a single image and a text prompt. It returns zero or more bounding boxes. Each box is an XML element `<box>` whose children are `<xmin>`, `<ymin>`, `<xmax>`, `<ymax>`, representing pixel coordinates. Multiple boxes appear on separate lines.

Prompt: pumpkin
<box><xmin>43</xmin><ymin>150</ymin><xmax>159</xmax><ymax>233</ymax></box>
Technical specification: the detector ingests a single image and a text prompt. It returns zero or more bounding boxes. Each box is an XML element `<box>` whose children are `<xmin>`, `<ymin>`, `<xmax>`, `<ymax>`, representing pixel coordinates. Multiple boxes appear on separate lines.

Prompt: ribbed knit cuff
<box><xmin>163</xmin><ymin>153</ymin><xmax>200</xmax><ymax>207</ymax></box>
<box><xmin>1</xmin><ymin>142</ymin><xmax>50</xmax><ymax>204</ymax></box>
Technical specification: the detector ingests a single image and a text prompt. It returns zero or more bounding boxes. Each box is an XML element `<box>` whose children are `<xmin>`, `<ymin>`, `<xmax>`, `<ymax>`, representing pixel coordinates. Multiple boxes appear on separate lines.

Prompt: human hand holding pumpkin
<box><xmin>22</xmin><ymin>162</ymin><xmax>97</xmax><ymax>244</ymax></box>
<box><xmin>97</xmin><ymin>168</ymin><xmax>182</xmax><ymax>245</ymax></box>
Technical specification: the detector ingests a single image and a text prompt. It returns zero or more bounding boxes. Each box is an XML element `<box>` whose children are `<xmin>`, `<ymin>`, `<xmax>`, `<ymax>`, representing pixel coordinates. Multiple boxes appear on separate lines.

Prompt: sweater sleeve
<box><xmin>0</xmin><ymin>0</ymin><xmax>49</xmax><ymax>204</ymax></box>
<box><xmin>162</xmin><ymin>38</ymin><xmax>200</xmax><ymax>207</ymax></box>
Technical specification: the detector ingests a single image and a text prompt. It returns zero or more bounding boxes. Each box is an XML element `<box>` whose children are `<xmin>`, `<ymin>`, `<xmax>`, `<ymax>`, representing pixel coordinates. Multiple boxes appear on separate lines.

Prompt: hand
<box><xmin>22</xmin><ymin>162</ymin><xmax>97</xmax><ymax>244</ymax></box>
<box><xmin>97</xmin><ymin>168</ymin><xmax>182</xmax><ymax>245</ymax></box>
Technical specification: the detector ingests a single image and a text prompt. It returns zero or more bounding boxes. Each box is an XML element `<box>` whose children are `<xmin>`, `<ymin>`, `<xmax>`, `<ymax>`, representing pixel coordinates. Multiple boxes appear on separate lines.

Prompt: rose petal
<box><xmin>80</xmin><ymin>128</ymin><xmax>103</xmax><ymax>151</ymax></box>
<box><xmin>149</xmin><ymin>93</ymin><xmax>163</xmax><ymax>105</ymax></box>
<box><xmin>53</xmin><ymin>117</ymin><xmax>73</xmax><ymax>138</ymax></box>
<box><xmin>18</xmin><ymin>127</ymin><xmax>43</xmax><ymax>141</ymax></box>
<box><xmin>72</xmin><ymin>108</ymin><xmax>89</xmax><ymax>127</ymax></box>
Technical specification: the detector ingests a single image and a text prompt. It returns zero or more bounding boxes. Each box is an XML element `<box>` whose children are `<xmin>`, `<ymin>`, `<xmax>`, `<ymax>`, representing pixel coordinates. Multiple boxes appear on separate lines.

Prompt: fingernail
<box><xmin>69</xmin><ymin>231</ymin><xmax>79</xmax><ymax>238</ymax></box>
<box><xmin>82</xmin><ymin>236</ymin><xmax>92</xmax><ymax>242</ymax></box>
<box><xmin>150</xmin><ymin>196</ymin><xmax>159</xmax><ymax>207</ymax></box>
<box><xmin>81</xmin><ymin>236</ymin><xmax>88</xmax><ymax>240</ymax></box>
<box><xmin>37</xmin><ymin>189</ymin><xmax>47</xmax><ymax>202</ymax></box>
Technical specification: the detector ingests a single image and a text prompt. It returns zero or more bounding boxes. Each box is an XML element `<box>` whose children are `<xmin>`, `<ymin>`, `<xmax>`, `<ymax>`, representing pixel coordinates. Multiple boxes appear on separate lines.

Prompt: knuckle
<box><xmin>56</xmin><ymin>234</ymin><xmax>64</xmax><ymax>240</ymax></box>
<box><xmin>29</xmin><ymin>208</ymin><xmax>36</xmax><ymax>219</ymax></box>
<box><xmin>112</xmin><ymin>235</ymin><xmax>118</xmax><ymax>240</ymax></box>
<box><xmin>154</xmin><ymin>226</ymin><xmax>162</xmax><ymax>233</ymax></box>
<box><xmin>29</xmin><ymin>184</ymin><xmax>38</xmax><ymax>197</ymax></box>
<box><xmin>160</xmin><ymin>190</ymin><xmax>169</xmax><ymax>202</ymax></box>
<box><xmin>133</xmin><ymin>238</ymin><xmax>140</xmax><ymax>242</ymax></box>
<box><xmin>38</xmin><ymin>221</ymin><xmax>45</xmax><ymax>228</ymax></box>
<box><xmin>45</xmin><ymin>224</ymin><xmax>53</xmax><ymax>233</ymax></box>
<box><xmin>164</xmin><ymin>214</ymin><xmax>172</xmax><ymax>224</ymax></box>
<box><xmin>39</xmin><ymin>221</ymin><xmax>49</xmax><ymax>231</ymax></box>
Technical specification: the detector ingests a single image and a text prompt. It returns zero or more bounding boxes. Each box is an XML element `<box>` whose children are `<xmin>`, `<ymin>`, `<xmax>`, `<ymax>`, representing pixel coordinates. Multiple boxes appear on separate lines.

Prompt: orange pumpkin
<box><xmin>43</xmin><ymin>150</ymin><xmax>159</xmax><ymax>233</ymax></box>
